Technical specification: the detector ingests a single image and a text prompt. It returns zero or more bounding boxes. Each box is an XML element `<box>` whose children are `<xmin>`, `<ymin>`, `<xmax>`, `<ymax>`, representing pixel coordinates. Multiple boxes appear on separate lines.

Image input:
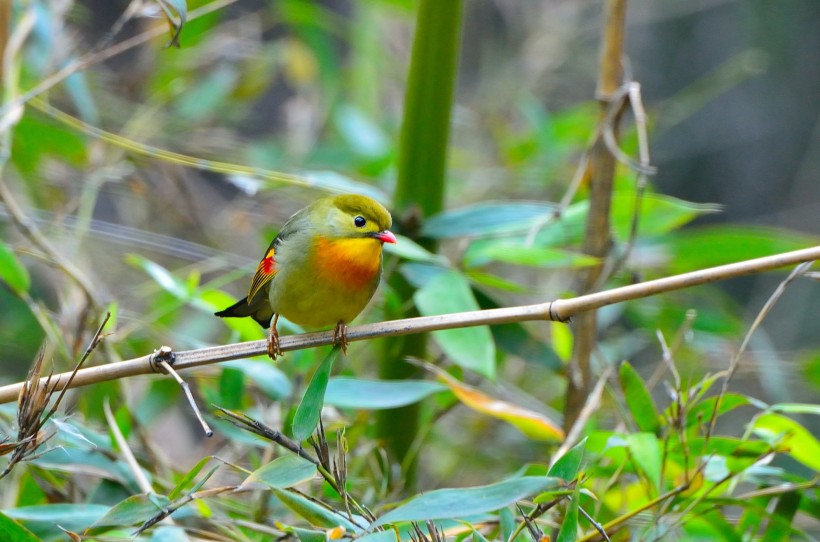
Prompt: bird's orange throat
<box><xmin>313</xmin><ymin>236</ymin><xmax>382</xmax><ymax>290</ymax></box>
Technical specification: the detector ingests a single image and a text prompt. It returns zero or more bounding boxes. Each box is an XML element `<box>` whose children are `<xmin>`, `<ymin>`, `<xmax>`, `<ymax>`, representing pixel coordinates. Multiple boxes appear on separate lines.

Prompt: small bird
<box><xmin>215</xmin><ymin>194</ymin><xmax>396</xmax><ymax>358</ymax></box>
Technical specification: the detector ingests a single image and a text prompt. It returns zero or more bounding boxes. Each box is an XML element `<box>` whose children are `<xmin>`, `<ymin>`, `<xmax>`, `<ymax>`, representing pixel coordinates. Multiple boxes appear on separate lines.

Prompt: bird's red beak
<box><xmin>374</xmin><ymin>230</ymin><xmax>397</xmax><ymax>244</ymax></box>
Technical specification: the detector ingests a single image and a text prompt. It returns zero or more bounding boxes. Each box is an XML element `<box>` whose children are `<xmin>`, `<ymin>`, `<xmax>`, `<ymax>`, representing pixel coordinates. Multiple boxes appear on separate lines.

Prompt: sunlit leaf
<box><xmin>292</xmin><ymin>347</ymin><xmax>340</xmax><ymax>441</ymax></box>
<box><xmin>752</xmin><ymin>413</ymin><xmax>820</xmax><ymax>471</ymax></box>
<box><xmin>240</xmin><ymin>454</ymin><xmax>317</xmax><ymax>490</ymax></box>
<box><xmin>626</xmin><ymin>433</ymin><xmax>662</xmax><ymax>490</ymax></box>
<box><xmin>0</xmin><ymin>242</ymin><xmax>30</xmax><ymax>295</ymax></box>
<box><xmin>619</xmin><ymin>361</ymin><xmax>659</xmax><ymax>433</ymax></box>
<box><xmin>324</xmin><ymin>378</ymin><xmax>446</xmax><ymax>409</ymax></box>
<box><xmin>413</xmin><ymin>270</ymin><xmax>496</xmax><ymax>378</ymax></box>
<box><xmin>169</xmin><ymin>456</ymin><xmax>213</xmax><ymax>500</ymax></box>
<box><xmin>418</xmin><ymin>362</ymin><xmax>563</xmax><ymax>441</ymax></box>
<box><xmin>372</xmin><ymin>476</ymin><xmax>561</xmax><ymax>526</ymax></box>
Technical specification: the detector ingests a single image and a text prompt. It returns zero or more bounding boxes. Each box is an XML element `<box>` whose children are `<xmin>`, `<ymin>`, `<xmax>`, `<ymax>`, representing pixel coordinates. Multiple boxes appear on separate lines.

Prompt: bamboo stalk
<box><xmin>0</xmin><ymin>246</ymin><xmax>816</xmax><ymax>405</ymax></box>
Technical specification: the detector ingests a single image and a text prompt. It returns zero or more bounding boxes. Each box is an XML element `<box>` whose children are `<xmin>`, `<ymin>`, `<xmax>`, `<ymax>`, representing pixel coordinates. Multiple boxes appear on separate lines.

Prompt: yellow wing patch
<box><xmin>248</xmin><ymin>248</ymin><xmax>276</xmax><ymax>302</ymax></box>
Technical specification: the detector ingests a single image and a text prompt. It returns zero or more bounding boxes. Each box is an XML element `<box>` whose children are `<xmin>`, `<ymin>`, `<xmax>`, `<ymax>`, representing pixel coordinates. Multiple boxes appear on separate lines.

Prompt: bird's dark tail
<box><xmin>215</xmin><ymin>297</ymin><xmax>273</xmax><ymax>329</ymax></box>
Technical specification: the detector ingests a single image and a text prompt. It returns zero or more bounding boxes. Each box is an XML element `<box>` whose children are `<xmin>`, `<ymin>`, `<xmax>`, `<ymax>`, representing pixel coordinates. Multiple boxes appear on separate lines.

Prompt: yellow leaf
<box><xmin>421</xmin><ymin>362</ymin><xmax>564</xmax><ymax>441</ymax></box>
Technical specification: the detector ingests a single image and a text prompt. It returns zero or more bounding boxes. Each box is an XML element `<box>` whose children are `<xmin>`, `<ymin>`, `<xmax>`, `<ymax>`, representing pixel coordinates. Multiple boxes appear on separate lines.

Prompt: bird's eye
<box><xmin>354</xmin><ymin>216</ymin><xmax>366</xmax><ymax>228</ymax></box>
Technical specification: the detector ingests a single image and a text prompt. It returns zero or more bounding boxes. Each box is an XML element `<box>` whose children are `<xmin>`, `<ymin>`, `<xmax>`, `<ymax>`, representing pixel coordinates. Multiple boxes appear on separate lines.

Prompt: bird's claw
<box><xmin>267</xmin><ymin>315</ymin><xmax>283</xmax><ymax>360</ymax></box>
<box><xmin>333</xmin><ymin>321</ymin><xmax>349</xmax><ymax>354</ymax></box>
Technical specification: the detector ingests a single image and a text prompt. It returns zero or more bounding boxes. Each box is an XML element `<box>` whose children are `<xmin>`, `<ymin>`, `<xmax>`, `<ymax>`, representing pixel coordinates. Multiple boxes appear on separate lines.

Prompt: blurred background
<box><xmin>1</xmin><ymin>0</ymin><xmax>819</xmax><ymax>488</ymax></box>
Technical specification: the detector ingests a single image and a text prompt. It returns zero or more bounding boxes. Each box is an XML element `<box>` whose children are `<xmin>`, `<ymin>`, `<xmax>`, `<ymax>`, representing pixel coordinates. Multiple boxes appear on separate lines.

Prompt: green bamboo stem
<box><xmin>378</xmin><ymin>0</ymin><xmax>464</xmax><ymax>489</ymax></box>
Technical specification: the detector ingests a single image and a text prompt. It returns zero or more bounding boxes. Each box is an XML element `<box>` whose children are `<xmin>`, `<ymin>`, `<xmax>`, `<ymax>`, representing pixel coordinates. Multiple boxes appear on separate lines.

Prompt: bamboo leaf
<box><xmin>372</xmin><ymin>476</ymin><xmax>560</xmax><ymax>526</ymax></box>
<box><xmin>292</xmin><ymin>348</ymin><xmax>339</xmax><ymax>441</ymax></box>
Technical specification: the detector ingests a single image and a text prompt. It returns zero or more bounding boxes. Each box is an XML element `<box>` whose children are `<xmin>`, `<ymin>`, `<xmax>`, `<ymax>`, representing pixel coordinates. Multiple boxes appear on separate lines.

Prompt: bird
<box><xmin>215</xmin><ymin>194</ymin><xmax>396</xmax><ymax>358</ymax></box>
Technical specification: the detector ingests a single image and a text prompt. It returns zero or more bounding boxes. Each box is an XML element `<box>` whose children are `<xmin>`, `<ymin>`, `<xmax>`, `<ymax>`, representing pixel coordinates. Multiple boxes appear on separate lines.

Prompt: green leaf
<box><xmin>422</xmin><ymin>201</ymin><xmax>556</xmax><ymax>239</ymax></box>
<box><xmin>126</xmin><ymin>254</ymin><xmax>189</xmax><ymax>300</ymax></box>
<box><xmin>548</xmin><ymin>438</ymin><xmax>587</xmax><ymax>481</ymax></box>
<box><xmin>0</xmin><ymin>242</ymin><xmax>30</xmax><ymax>295</ymax></box>
<box><xmin>372</xmin><ymin>476</ymin><xmax>561</xmax><ymax>526</ymax></box>
<box><xmin>274</xmin><ymin>489</ymin><xmax>361</xmax><ymax>531</ymax></box>
<box><xmin>0</xmin><ymin>511</ymin><xmax>40</xmax><ymax>542</ymax></box>
<box><xmin>413</xmin><ymin>270</ymin><xmax>496</xmax><ymax>378</ymax></box>
<box><xmin>240</xmin><ymin>454</ymin><xmax>317</xmax><ymax>490</ymax></box>
<box><xmin>464</xmin><ymin>242</ymin><xmax>598</xmax><ymax>269</ymax></box>
<box><xmin>664</xmin><ymin>226</ymin><xmax>817</xmax><ymax>274</ymax></box>
<box><xmin>626</xmin><ymin>433</ymin><xmax>662</xmax><ymax>490</ymax></box>
<box><xmin>534</xmin><ymin>193</ymin><xmax>721</xmax><ymax>247</ymax></box>
<box><xmin>687</xmin><ymin>393</ymin><xmax>750</xmax><ymax>427</ymax></box>
<box><xmin>768</xmin><ymin>403</ymin><xmax>820</xmax><ymax>416</ymax></box>
<box><xmin>223</xmin><ymin>359</ymin><xmax>292</xmax><ymax>400</ymax></box>
<box><xmin>384</xmin><ymin>234</ymin><xmax>448</xmax><ymax>264</ymax></box>
<box><xmin>90</xmin><ymin>494</ymin><xmax>172</xmax><ymax>529</ymax></box>
<box><xmin>556</xmin><ymin>488</ymin><xmax>579</xmax><ymax>542</ymax></box>
<box><xmin>218</xmin><ymin>367</ymin><xmax>244</xmax><ymax>409</ymax></box>
<box><xmin>2</xmin><ymin>504</ymin><xmax>109</xmax><ymax>539</ymax></box>
<box><xmin>292</xmin><ymin>347</ymin><xmax>339</xmax><ymax>441</ymax></box>
<box><xmin>752</xmin><ymin>413</ymin><xmax>820</xmax><ymax>471</ymax></box>
<box><xmin>169</xmin><ymin>456</ymin><xmax>213</xmax><ymax>500</ymax></box>
<box><xmin>324</xmin><ymin>378</ymin><xmax>446</xmax><ymax>409</ymax></box>
<box><xmin>619</xmin><ymin>361</ymin><xmax>660</xmax><ymax>433</ymax></box>
<box><xmin>760</xmin><ymin>492</ymin><xmax>801</xmax><ymax>542</ymax></box>
<box><xmin>335</xmin><ymin>105</ymin><xmax>390</xmax><ymax>158</ymax></box>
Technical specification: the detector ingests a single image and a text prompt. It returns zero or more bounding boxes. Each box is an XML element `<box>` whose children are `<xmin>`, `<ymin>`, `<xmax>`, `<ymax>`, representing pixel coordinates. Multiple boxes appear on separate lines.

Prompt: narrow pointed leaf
<box><xmin>752</xmin><ymin>413</ymin><xmax>820</xmax><ymax>471</ymax></box>
<box><xmin>0</xmin><ymin>512</ymin><xmax>40</xmax><ymax>542</ymax></box>
<box><xmin>240</xmin><ymin>454</ymin><xmax>317</xmax><ymax>490</ymax></box>
<box><xmin>292</xmin><ymin>348</ymin><xmax>339</xmax><ymax>441</ymax></box>
<box><xmin>0</xmin><ymin>242</ymin><xmax>30</xmax><ymax>295</ymax></box>
<box><xmin>548</xmin><ymin>438</ymin><xmax>587</xmax><ymax>481</ymax></box>
<box><xmin>372</xmin><ymin>476</ymin><xmax>561</xmax><ymax>526</ymax></box>
<box><xmin>90</xmin><ymin>494</ymin><xmax>172</xmax><ymax>528</ymax></box>
<box><xmin>619</xmin><ymin>361</ymin><xmax>659</xmax><ymax>433</ymax></box>
<box><xmin>273</xmin><ymin>489</ymin><xmax>361</xmax><ymax>531</ymax></box>
<box><xmin>421</xmin><ymin>363</ymin><xmax>563</xmax><ymax>441</ymax></box>
<box><xmin>324</xmin><ymin>378</ymin><xmax>446</xmax><ymax>409</ymax></box>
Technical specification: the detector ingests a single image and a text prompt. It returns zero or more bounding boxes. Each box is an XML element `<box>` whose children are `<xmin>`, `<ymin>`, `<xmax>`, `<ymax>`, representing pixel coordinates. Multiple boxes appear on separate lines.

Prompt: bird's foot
<box><xmin>267</xmin><ymin>315</ymin><xmax>282</xmax><ymax>360</ymax></box>
<box><xmin>332</xmin><ymin>321</ymin><xmax>349</xmax><ymax>354</ymax></box>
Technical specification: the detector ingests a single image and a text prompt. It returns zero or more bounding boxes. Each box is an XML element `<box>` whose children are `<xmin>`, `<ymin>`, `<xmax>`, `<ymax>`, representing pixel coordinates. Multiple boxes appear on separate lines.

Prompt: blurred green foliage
<box><xmin>0</xmin><ymin>0</ymin><xmax>818</xmax><ymax>540</ymax></box>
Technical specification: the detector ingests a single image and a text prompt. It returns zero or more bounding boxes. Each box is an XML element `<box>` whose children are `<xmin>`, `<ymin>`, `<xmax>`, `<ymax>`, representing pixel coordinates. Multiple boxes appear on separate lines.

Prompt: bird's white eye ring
<box><xmin>354</xmin><ymin>216</ymin><xmax>366</xmax><ymax>227</ymax></box>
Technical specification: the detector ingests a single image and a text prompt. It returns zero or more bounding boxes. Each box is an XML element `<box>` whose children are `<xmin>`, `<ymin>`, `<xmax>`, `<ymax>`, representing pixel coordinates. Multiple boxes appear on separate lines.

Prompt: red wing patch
<box><xmin>247</xmin><ymin>248</ymin><xmax>276</xmax><ymax>302</ymax></box>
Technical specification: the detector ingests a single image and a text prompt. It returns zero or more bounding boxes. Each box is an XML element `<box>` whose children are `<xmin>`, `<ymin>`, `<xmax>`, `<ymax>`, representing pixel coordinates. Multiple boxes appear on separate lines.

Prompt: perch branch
<box><xmin>0</xmin><ymin>246</ymin><xmax>816</xmax><ymax>405</ymax></box>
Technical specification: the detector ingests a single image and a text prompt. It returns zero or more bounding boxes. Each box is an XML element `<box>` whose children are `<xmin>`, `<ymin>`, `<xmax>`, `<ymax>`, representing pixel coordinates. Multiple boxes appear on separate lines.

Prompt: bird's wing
<box><xmin>247</xmin><ymin>240</ymin><xmax>277</xmax><ymax>303</ymax></box>
<box><xmin>246</xmin><ymin>208</ymin><xmax>308</xmax><ymax>303</ymax></box>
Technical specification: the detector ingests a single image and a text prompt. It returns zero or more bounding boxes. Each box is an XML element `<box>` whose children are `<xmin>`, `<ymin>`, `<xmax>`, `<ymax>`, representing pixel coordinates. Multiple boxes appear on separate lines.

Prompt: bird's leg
<box><xmin>332</xmin><ymin>320</ymin><xmax>349</xmax><ymax>354</ymax></box>
<box><xmin>267</xmin><ymin>314</ymin><xmax>282</xmax><ymax>359</ymax></box>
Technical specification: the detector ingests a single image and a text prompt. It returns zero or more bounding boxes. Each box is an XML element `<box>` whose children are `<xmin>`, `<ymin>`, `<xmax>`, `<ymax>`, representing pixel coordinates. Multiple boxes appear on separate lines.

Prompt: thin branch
<box><xmin>154</xmin><ymin>348</ymin><xmax>213</xmax><ymax>437</ymax></box>
<box><xmin>706</xmin><ymin>260</ymin><xmax>814</xmax><ymax>441</ymax></box>
<box><xmin>0</xmin><ymin>246</ymin><xmax>816</xmax><ymax>404</ymax></box>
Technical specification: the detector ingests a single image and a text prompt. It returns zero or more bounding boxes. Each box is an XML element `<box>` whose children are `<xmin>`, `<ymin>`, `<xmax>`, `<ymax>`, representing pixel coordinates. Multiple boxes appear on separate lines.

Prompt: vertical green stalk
<box><xmin>377</xmin><ymin>0</ymin><xmax>464</xmax><ymax>489</ymax></box>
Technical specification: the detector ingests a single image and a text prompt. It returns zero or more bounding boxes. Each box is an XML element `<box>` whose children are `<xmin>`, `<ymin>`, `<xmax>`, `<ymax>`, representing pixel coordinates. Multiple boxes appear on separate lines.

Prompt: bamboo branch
<box><xmin>0</xmin><ymin>246</ymin><xmax>816</xmax><ymax>405</ymax></box>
